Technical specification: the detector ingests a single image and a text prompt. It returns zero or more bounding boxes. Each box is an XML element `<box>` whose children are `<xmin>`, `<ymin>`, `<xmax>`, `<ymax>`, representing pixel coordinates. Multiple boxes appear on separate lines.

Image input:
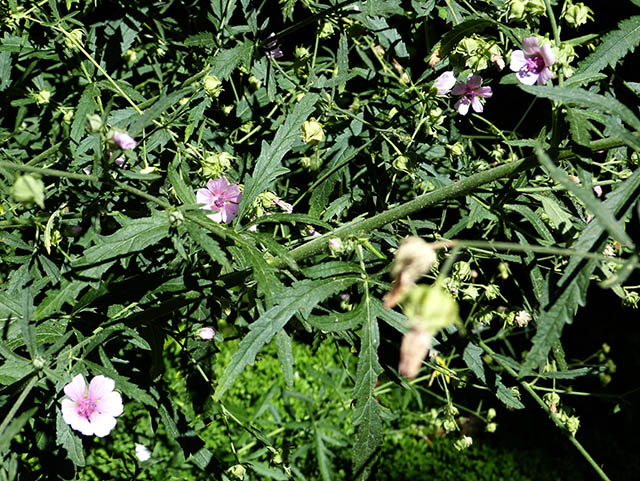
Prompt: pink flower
<box><xmin>196</xmin><ymin>178</ymin><xmax>242</xmax><ymax>224</ymax></box>
<box><xmin>60</xmin><ymin>374</ymin><xmax>123</xmax><ymax>437</ymax></box>
<box><xmin>593</xmin><ymin>185</ymin><xmax>603</xmax><ymax>198</ymax></box>
<box><xmin>199</xmin><ymin>327</ymin><xmax>215</xmax><ymax>340</ymax></box>
<box><xmin>510</xmin><ymin>37</ymin><xmax>555</xmax><ymax>86</ymax></box>
<box><xmin>451</xmin><ymin>74</ymin><xmax>493</xmax><ymax>115</ymax></box>
<box><xmin>111</xmin><ymin>131</ymin><xmax>137</xmax><ymax>150</ymax></box>
<box><xmin>433</xmin><ymin>71</ymin><xmax>457</xmax><ymax>95</ymax></box>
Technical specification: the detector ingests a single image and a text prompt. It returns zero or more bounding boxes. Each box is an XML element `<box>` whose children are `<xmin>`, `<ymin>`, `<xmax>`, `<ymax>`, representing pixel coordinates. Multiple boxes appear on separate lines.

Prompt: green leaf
<box><xmin>0</xmin><ymin>406</ymin><xmax>37</xmax><ymax>454</ymax></box>
<box><xmin>577</xmin><ymin>16</ymin><xmax>640</xmax><ymax>75</ymax></box>
<box><xmin>504</xmin><ymin>204</ymin><xmax>555</xmax><ymax>244</ymax></box>
<box><xmin>0</xmin><ymin>49</ymin><xmax>12</xmax><ymax>92</ymax></box>
<box><xmin>56</xmin><ymin>413</ymin><xmax>85</xmax><ymax>466</ymax></box>
<box><xmin>209</xmin><ymin>41</ymin><xmax>253</xmax><ymax>80</ymax></box>
<box><xmin>520</xmin><ymin>168</ymin><xmax>640</xmax><ymax>376</ymax></box>
<box><xmin>70</xmin><ymin>84</ymin><xmax>98</xmax><ymax>143</ymax></box>
<box><xmin>213</xmin><ymin>277</ymin><xmax>355</xmax><ymax>401</ymax></box>
<box><xmin>274</xmin><ymin>330</ymin><xmax>294</xmax><ymax>387</ymax></box>
<box><xmin>539</xmin><ymin>367</ymin><xmax>594</xmax><ymax>379</ymax></box>
<box><xmin>520</xmin><ymin>85</ymin><xmax>640</xmax><ymax>132</ymax></box>
<box><xmin>307</xmin><ymin>302</ymin><xmax>364</xmax><ymax>331</ymax></box>
<box><xmin>565</xmin><ymin>108</ymin><xmax>594</xmax><ymax>146</ymax></box>
<box><xmin>536</xmin><ymin>148</ymin><xmax>634</xmax><ymax>249</ymax></box>
<box><xmin>352</xmin><ymin>288</ymin><xmax>385</xmax><ymax>480</ymax></box>
<box><xmin>315</xmin><ymin>423</ymin><xmax>332</xmax><ymax>481</ymax></box>
<box><xmin>337</xmin><ymin>32</ymin><xmax>349</xmax><ymax>94</ymax></box>
<box><xmin>463</xmin><ymin>342</ymin><xmax>486</xmax><ymax>383</ymax></box>
<box><xmin>237</xmin><ymin>93</ymin><xmax>319</xmax><ymax>221</ymax></box>
<box><xmin>495</xmin><ymin>375</ymin><xmax>525</xmax><ymax>409</ymax></box>
<box><xmin>128</xmin><ymin>87</ymin><xmax>193</xmax><ymax>137</ymax></box>
<box><xmin>185</xmin><ymin>223</ymin><xmax>232</xmax><ymax>271</ymax></box>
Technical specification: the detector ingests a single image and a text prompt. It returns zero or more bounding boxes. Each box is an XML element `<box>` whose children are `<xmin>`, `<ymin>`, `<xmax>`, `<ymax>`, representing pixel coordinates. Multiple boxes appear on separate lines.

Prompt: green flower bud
<box><xmin>443</xmin><ymin>419</ymin><xmax>457</xmax><ymax>432</ymax></box>
<box><xmin>563</xmin><ymin>2</ymin><xmax>593</xmax><ymax>28</ymax></box>
<box><xmin>295</xmin><ymin>46</ymin><xmax>311</xmax><ymax>60</ymax></box>
<box><xmin>11</xmin><ymin>174</ymin><xmax>45</xmax><ymax>208</ymax></box>
<box><xmin>227</xmin><ymin>464</ymin><xmax>246</xmax><ymax>480</ymax></box>
<box><xmin>498</xmin><ymin>262</ymin><xmax>510</xmax><ymax>279</ymax></box>
<box><xmin>125</xmin><ymin>49</ymin><xmax>138</xmax><ymax>63</ymax></box>
<box><xmin>87</xmin><ymin>114</ymin><xmax>103</xmax><ymax>132</ymax></box>
<box><xmin>393</xmin><ymin>155</ymin><xmax>411</xmax><ymax>172</ymax></box>
<box><xmin>526</xmin><ymin>0</ymin><xmax>546</xmax><ymax>16</ymax></box>
<box><xmin>487</xmin><ymin>408</ymin><xmax>497</xmax><ymax>421</ymax></box>
<box><xmin>462</xmin><ymin>285</ymin><xmax>480</xmax><ymax>301</ymax></box>
<box><xmin>64</xmin><ymin>29</ymin><xmax>85</xmax><ymax>50</ymax></box>
<box><xmin>508</xmin><ymin>0</ymin><xmax>526</xmax><ymax>20</ymax></box>
<box><xmin>33</xmin><ymin>89</ymin><xmax>51</xmax><ymax>105</ymax></box>
<box><xmin>301</xmin><ymin>118</ymin><xmax>325</xmax><ymax>145</ymax></box>
<box><xmin>453</xmin><ymin>261</ymin><xmax>472</xmax><ymax>281</ymax></box>
<box><xmin>203</xmin><ymin>75</ymin><xmax>223</xmax><ymax>98</ymax></box>
<box><xmin>300</xmin><ymin>155</ymin><xmax>322</xmax><ymax>171</ymax></box>
<box><xmin>202</xmin><ymin>151</ymin><xmax>233</xmax><ymax>178</ymax></box>
<box><xmin>484</xmin><ymin>284</ymin><xmax>500</xmax><ymax>300</ymax></box>
<box><xmin>510</xmin><ymin>386</ymin><xmax>521</xmax><ymax>400</ymax></box>
<box><xmin>565</xmin><ymin>415</ymin><xmax>580</xmax><ymax>436</ymax></box>
<box><xmin>622</xmin><ymin>291</ymin><xmax>640</xmax><ymax>309</ymax></box>
<box><xmin>486</xmin><ymin>422</ymin><xmax>498</xmax><ymax>433</ymax></box>
<box><xmin>602</xmin><ymin>343</ymin><xmax>611</xmax><ymax>354</ymax></box>
<box><xmin>449</xmin><ymin>142</ymin><xmax>465</xmax><ymax>157</ymax></box>
<box><xmin>319</xmin><ymin>21</ymin><xmax>335</xmax><ymax>39</ymax></box>
<box><xmin>168</xmin><ymin>210</ymin><xmax>184</xmax><ymax>226</ymax></box>
<box><xmin>543</xmin><ymin>392</ymin><xmax>561</xmax><ymax>408</ymax></box>
<box><xmin>32</xmin><ymin>356</ymin><xmax>46</xmax><ymax>370</ymax></box>
<box><xmin>453</xmin><ymin>435</ymin><xmax>473</xmax><ymax>451</ymax></box>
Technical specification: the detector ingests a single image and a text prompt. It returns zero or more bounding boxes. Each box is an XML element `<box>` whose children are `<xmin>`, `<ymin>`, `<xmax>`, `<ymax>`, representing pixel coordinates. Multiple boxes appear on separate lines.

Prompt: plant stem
<box><xmin>478</xmin><ymin>340</ymin><xmax>612</xmax><ymax>481</ymax></box>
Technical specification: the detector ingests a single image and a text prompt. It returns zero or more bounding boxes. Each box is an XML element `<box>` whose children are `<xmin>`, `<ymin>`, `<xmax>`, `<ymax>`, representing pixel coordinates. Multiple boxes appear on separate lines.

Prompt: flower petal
<box><xmin>88</xmin><ymin>375</ymin><xmax>115</xmax><ymax>401</ymax></box>
<box><xmin>455</xmin><ymin>98</ymin><xmax>471</xmax><ymax>116</ymax></box>
<box><xmin>540</xmin><ymin>44</ymin><xmax>555</xmax><ymax>66</ymax></box>
<box><xmin>196</xmin><ymin>189</ymin><xmax>214</xmax><ymax>206</ymax></box>
<box><xmin>466</xmin><ymin>74</ymin><xmax>483</xmax><ymax>90</ymax></box>
<box><xmin>521</xmin><ymin>37</ymin><xmax>540</xmax><ymax>56</ymax></box>
<box><xmin>206</xmin><ymin>178</ymin><xmax>229</xmax><ymax>195</ymax></box>
<box><xmin>206</xmin><ymin>210</ymin><xmax>224</xmax><ymax>223</ymax></box>
<box><xmin>475</xmin><ymin>86</ymin><xmax>492</xmax><ymax>98</ymax></box>
<box><xmin>61</xmin><ymin>399</ymin><xmax>95</xmax><ymax>436</ymax></box>
<box><xmin>224</xmin><ymin>184</ymin><xmax>242</xmax><ymax>203</ymax></box>
<box><xmin>63</xmin><ymin>375</ymin><xmax>87</xmax><ymax>402</ymax></box>
<box><xmin>537</xmin><ymin>67</ymin><xmax>554</xmax><ymax>85</ymax></box>
<box><xmin>95</xmin><ymin>391</ymin><xmax>124</xmax><ymax>417</ymax></box>
<box><xmin>433</xmin><ymin>71</ymin><xmax>456</xmax><ymax>95</ymax></box>
<box><xmin>471</xmin><ymin>96</ymin><xmax>484</xmax><ymax>113</ymax></box>
<box><xmin>509</xmin><ymin>50</ymin><xmax>527</xmax><ymax>72</ymax></box>
<box><xmin>112</xmin><ymin>132</ymin><xmax>137</xmax><ymax>150</ymax></box>
<box><xmin>220</xmin><ymin>203</ymin><xmax>239</xmax><ymax>224</ymax></box>
<box><xmin>516</xmin><ymin>71</ymin><xmax>539</xmax><ymax>86</ymax></box>
<box><xmin>451</xmin><ymin>82</ymin><xmax>467</xmax><ymax>96</ymax></box>
<box><xmin>88</xmin><ymin>412</ymin><xmax>118</xmax><ymax>438</ymax></box>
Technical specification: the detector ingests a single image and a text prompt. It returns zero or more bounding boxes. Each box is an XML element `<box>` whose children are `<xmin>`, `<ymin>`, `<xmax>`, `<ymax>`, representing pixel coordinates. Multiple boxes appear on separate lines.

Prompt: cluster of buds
<box><xmin>453</xmin><ymin>35</ymin><xmax>504</xmax><ymax>72</ymax></box>
<box><xmin>544</xmin><ymin>392</ymin><xmax>581</xmax><ymax>436</ymax></box>
<box><xmin>507</xmin><ymin>0</ymin><xmax>547</xmax><ymax>21</ymax></box>
<box><xmin>201</xmin><ymin>151</ymin><xmax>233</xmax><ymax>178</ymax></box>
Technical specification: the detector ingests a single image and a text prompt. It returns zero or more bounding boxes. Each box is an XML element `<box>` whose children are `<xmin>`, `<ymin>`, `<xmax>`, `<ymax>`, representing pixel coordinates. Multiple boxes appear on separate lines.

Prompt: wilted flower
<box><xmin>398</xmin><ymin>328</ymin><xmax>433</xmax><ymax>379</ymax></box>
<box><xmin>433</xmin><ymin>71</ymin><xmax>456</xmax><ymax>95</ymax></box>
<box><xmin>451</xmin><ymin>74</ymin><xmax>493</xmax><ymax>115</ymax></box>
<box><xmin>203</xmin><ymin>75</ymin><xmax>223</xmax><ymax>97</ymax></box>
<box><xmin>265</xmin><ymin>33</ymin><xmax>283</xmax><ymax>59</ymax></box>
<box><xmin>196</xmin><ymin>178</ymin><xmax>242</xmax><ymax>224</ymax></box>
<box><xmin>510</xmin><ymin>37</ymin><xmax>555</xmax><ymax>85</ymax></box>
<box><xmin>514</xmin><ymin>310</ymin><xmax>531</xmax><ymax>327</ymax></box>
<box><xmin>273</xmin><ymin>198</ymin><xmax>293</xmax><ymax>213</ymax></box>
<box><xmin>60</xmin><ymin>374</ymin><xmax>123</xmax><ymax>437</ymax></box>
<box><xmin>199</xmin><ymin>327</ymin><xmax>215</xmax><ymax>340</ymax></box>
<box><xmin>111</xmin><ymin>131</ymin><xmax>137</xmax><ymax>150</ymax></box>
<box><xmin>135</xmin><ymin>443</ymin><xmax>152</xmax><ymax>461</ymax></box>
<box><xmin>593</xmin><ymin>185</ymin><xmax>603</xmax><ymax>198</ymax></box>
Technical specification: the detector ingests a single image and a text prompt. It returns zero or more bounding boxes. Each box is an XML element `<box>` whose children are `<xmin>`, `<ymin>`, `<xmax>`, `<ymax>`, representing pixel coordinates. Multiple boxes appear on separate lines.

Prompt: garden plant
<box><xmin>1</xmin><ymin>0</ymin><xmax>639</xmax><ymax>480</ymax></box>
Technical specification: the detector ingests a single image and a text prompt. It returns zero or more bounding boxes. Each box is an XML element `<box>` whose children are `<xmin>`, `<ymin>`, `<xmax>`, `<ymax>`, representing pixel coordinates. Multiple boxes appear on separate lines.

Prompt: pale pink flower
<box><xmin>111</xmin><ymin>131</ymin><xmax>137</xmax><ymax>150</ymax></box>
<box><xmin>510</xmin><ymin>37</ymin><xmax>555</xmax><ymax>86</ymax></box>
<box><xmin>109</xmin><ymin>152</ymin><xmax>127</xmax><ymax>168</ymax></box>
<box><xmin>199</xmin><ymin>327</ymin><xmax>215</xmax><ymax>340</ymax></box>
<box><xmin>433</xmin><ymin>71</ymin><xmax>456</xmax><ymax>95</ymax></box>
<box><xmin>60</xmin><ymin>374</ymin><xmax>123</xmax><ymax>437</ymax></box>
<box><xmin>451</xmin><ymin>74</ymin><xmax>493</xmax><ymax>115</ymax></box>
<box><xmin>593</xmin><ymin>185</ymin><xmax>603</xmax><ymax>198</ymax></box>
<box><xmin>135</xmin><ymin>443</ymin><xmax>152</xmax><ymax>461</ymax></box>
<box><xmin>273</xmin><ymin>198</ymin><xmax>293</xmax><ymax>213</ymax></box>
<box><xmin>196</xmin><ymin>178</ymin><xmax>242</xmax><ymax>224</ymax></box>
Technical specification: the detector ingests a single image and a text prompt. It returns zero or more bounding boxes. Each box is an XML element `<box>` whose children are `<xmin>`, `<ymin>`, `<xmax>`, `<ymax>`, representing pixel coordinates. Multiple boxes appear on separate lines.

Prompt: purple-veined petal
<box><xmin>196</xmin><ymin>189</ymin><xmax>214</xmax><ymax>206</ymax></box>
<box><xmin>509</xmin><ymin>50</ymin><xmax>527</xmax><ymax>72</ymax></box>
<box><xmin>206</xmin><ymin>178</ymin><xmax>229</xmax><ymax>195</ymax></box>
<box><xmin>471</xmin><ymin>96</ymin><xmax>484</xmax><ymax>113</ymax></box>
<box><xmin>521</xmin><ymin>37</ymin><xmax>540</xmax><ymax>56</ymax></box>
<box><xmin>517</xmin><ymin>71</ymin><xmax>539</xmax><ymax>85</ymax></box>
<box><xmin>540</xmin><ymin>44</ymin><xmax>555</xmax><ymax>66</ymax></box>
<box><xmin>537</xmin><ymin>67</ymin><xmax>554</xmax><ymax>85</ymax></box>
<box><xmin>63</xmin><ymin>375</ymin><xmax>87</xmax><ymax>402</ymax></box>
<box><xmin>451</xmin><ymin>82</ymin><xmax>467</xmax><ymax>96</ymax></box>
<box><xmin>475</xmin><ymin>86</ymin><xmax>493</xmax><ymax>98</ymax></box>
<box><xmin>466</xmin><ymin>74</ymin><xmax>483</xmax><ymax>90</ymax></box>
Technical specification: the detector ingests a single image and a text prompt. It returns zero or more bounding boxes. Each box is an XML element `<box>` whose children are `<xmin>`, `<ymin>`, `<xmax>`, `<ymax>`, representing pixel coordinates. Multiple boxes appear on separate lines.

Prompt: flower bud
<box><xmin>125</xmin><ymin>49</ymin><xmax>138</xmax><ymax>63</ymax></box>
<box><xmin>453</xmin><ymin>435</ymin><xmax>473</xmax><ymax>451</ymax></box>
<box><xmin>203</xmin><ymin>75</ymin><xmax>223</xmax><ymax>98</ymax></box>
<box><xmin>87</xmin><ymin>114</ymin><xmax>103</xmax><ymax>132</ymax></box>
<box><xmin>487</xmin><ymin>408</ymin><xmax>497</xmax><ymax>421</ymax></box>
<box><xmin>33</xmin><ymin>89</ymin><xmax>51</xmax><ymax>105</ymax></box>
<box><xmin>565</xmin><ymin>415</ymin><xmax>580</xmax><ymax>436</ymax></box>
<box><xmin>301</xmin><ymin>118</ymin><xmax>325</xmax><ymax>145</ymax></box>
<box><xmin>11</xmin><ymin>174</ymin><xmax>45</xmax><ymax>208</ymax></box>
<box><xmin>564</xmin><ymin>2</ymin><xmax>593</xmax><ymax>27</ymax></box>
<box><xmin>64</xmin><ymin>29</ymin><xmax>85</xmax><ymax>50</ymax></box>
<box><xmin>168</xmin><ymin>210</ymin><xmax>184</xmax><ymax>226</ymax></box>
<box><xmin>202</xmin><ymin>151</ymin><xmax>233</xmax><ymax>178</ymax></box>
<box><xmin>227</xmin><ymin>464</ymin><xmax>246</xmax><ymax>480</ymax></box>
<box><xmin>443</xmin><ymin>418</ymin><xmax>458</xmax><ymax>433</ymax></box>
<box><xmin>453</xmin><ymin>261</ymin><xmax>472</xmax><ymax>281</ymax></box>
<box><xmin>393</xmin><ymin>155</ymin><xmax>411</xmax><ymax>172</ymax></box>
<box><xmin>484</xmin><ymin>284</ymin><xmax>500</xmax><ymax>300</ymax></box>
<box><xmin>486</xmin><ymin>422</ymin><xmax>497</xmax><ymax>433</ymax></box>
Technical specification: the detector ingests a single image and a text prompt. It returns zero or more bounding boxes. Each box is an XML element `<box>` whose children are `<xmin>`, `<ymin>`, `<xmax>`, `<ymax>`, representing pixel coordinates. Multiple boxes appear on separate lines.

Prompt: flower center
<box><xmin>524</xmin><ymin>55</ymin><xmax>545</xmax><ymax>74</ymax></box>
<box><xmin>214</xmin><ymin>197</ymin><xmax>226</xmax><ymax>209</ymax></box>
<box><xmin>76</xmin><ymin>398</ymin><xmax>98</xmax><ymax>419</ymax></box>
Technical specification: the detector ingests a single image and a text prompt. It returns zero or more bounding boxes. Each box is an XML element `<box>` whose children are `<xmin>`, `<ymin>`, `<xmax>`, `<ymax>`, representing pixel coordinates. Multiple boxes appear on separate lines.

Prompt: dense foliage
<box><xmin>1</xmin><ymin>1</ymin><xmax>639</xmax><ymax>480</ymax></box>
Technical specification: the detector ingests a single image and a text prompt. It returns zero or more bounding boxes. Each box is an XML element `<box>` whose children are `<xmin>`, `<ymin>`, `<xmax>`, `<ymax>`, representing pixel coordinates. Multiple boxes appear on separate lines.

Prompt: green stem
<box><xmin>0</xmin><ymin>374</ymin><xmax>39</xmax><ymax>438</ymax></box>
<box><xmin>479</xmin><ymin>340</ymin><xmax>612</xmax><ymax>481</ymax></box>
